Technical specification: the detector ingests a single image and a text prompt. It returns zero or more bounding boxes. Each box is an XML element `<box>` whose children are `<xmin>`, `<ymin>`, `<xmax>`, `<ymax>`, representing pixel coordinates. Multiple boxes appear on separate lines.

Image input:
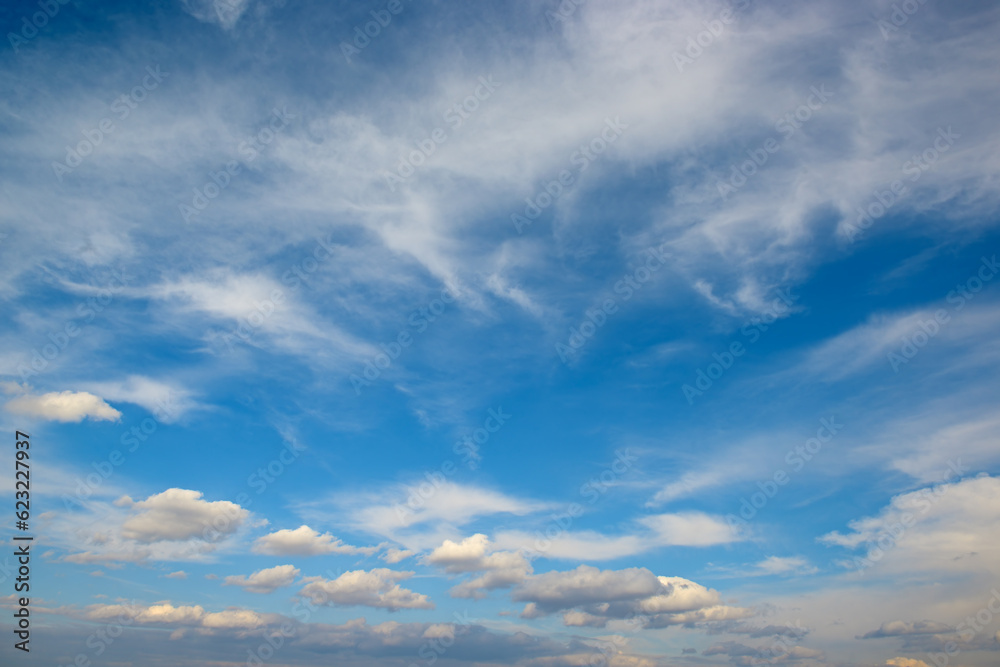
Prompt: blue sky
<box><xmin>2</xmin><ymin>0</ymin><xmax>1000</xmax><ymax>665</ymax></box>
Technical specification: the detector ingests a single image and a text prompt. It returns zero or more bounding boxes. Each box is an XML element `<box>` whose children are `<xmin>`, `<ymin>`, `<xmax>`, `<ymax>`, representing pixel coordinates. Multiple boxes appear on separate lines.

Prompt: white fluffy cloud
<box><xmin>120</xmin><ymin>488</ymin><xmax>249</xmax><ymax>543</ymax></box>
<box><xmin>512</xmin><ymin>565</ymin><xmax>748</xmax><ymax>628</ymax></box>
<box><xmin>425</xmin><ymin>534</ymin><xmax>532</xmax><ymax>599</ymax></box>
<box><xmin>223</xmin><ymin>564</ymin><xmax>300</xmax><ymax>593</ymax></box>
<box><xmin>252</xmin><ymin>525</ymin><xmax>378</xmax><ymax>556</ymax></box>
<box><xmin>297</xmin><ymin>568</ymin><xmax>434</xmax><ymax>611</ymax></box>
<box><xmin>4</xmin><ymin>390</ymin><xmax>121</xmax><ymax>422</ymax></box>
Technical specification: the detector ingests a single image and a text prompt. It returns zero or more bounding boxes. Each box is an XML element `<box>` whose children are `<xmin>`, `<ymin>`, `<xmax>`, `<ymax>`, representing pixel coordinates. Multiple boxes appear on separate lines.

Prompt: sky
<box><xmin>1</xmin><ymin>0</ymin><xmax>1000</xmax><ymax>666</ymax></box>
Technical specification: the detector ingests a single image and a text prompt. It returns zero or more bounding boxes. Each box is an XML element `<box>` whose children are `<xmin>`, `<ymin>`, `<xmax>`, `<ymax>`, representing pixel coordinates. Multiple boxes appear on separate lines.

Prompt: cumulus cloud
<box><xmin>85</xmin><ymin>600</ymin><xmax>273</xmax><ymax>631</ymax></box>
<box><xmin>4</xmin><ymin>390</ymin><xmax>121</xmax><ymax>422</ymax></box>
<box><xmin>121</xmin><ymin>488</ymin><xmax>249</xmax><ymax>543</ymax></box>
<box><xmin>511</xmin><ymin>565</ymin><xmax>747</xmax><ymax>628</ymax></box>
<box><xmin>164</xmin><ymin>571</ymin><xmax>188</xmax><ymax>580</ymax></box>
<box><xmin>297</xmin><ymin>568</ymin><xmax>434</xmax><ymax>611</ymax></box>
<box><xmin>515</xmin><ymin>565</ymin><xmax>662</xmax><ymax>615</ymax></box>
<box><xmin>252</xmin><ymin>525</ymin><xmax>378</xmax><ymax>556</ymax></box>
<box><xmin>425</xmin><ymin>534</ymin><xmax>532</xmax><ymax>599</ymax></box>
<box><xmin>223</xmin><ymin>564</ymin><xmax>300</xmax><ymax>594</ymax></box>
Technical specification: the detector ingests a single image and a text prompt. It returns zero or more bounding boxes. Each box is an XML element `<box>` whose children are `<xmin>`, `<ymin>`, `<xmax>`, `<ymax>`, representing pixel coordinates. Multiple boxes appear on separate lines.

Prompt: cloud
<box><xmin>4</xmin><ymin>390</ymin><xmax>121</xmax><ymax>422</ymax></box>
<box><xmin>492</xmin><ymin>512</ymin><xmax>743</xmax><ymax>562</ymax></box>
<box><xmin>648</xmin><ymin>469</ymin><xmax>732</xmax><ymax>506</ymax></box>
<box><xmin>180</xmin><ymin>0</ymin><xmax>252</xmax><ymax>30</ymax></box>
<box><xmin>146</xmin><ymin>270</ymin><xmax>376</xmax><ymax>366</ymax></box>
<box><xmin>82</xmin><ymin>375</ymin><xmax>196</xmax><ymax>422</ymax></box>
<box><xmin>515</xmin><ymin>565</ymin><xmax>662</xmax><ymax>615</ymax></box>
<box><xmin>85</xmin><ymin>600</ymin><xmax>273</xmax><ymax>631</ymax></box>
<box><xmin>297</xmin><ymin>569</ymin><xmax>434</xmax><ymax>611</ymax></box>
<box><xmin>121</xmin><ymin>488</ymin><xmax>249</xmax><ymax>543</ymax></box>
<box><xmin>703</xmin><ymin>641</ymin><xmax>824</xmax><ymax>665</ymax></box>
<box><xmin>224</xmin><ymin>564</ymin><xmax>300</xmax><ymax>594</ymax></box>
<box><xmin>425</xmin><ymin>534</ymin><xmax>532</xmax><ymax>599</ymax></box>
<box><xmin>495</xmin><ymin>530</ymin><xmax>649</xmax><ymax>561</ymax></box>
<box><xmin>861</xmin><ymin>620</ymin><xmax>955</xmax><ymax>639</ymax></box>
<box><xmin>329</xmin><ymin>481</ymin><xmax>549</xmax><ymax>550</ymax></box>
<box><xmin>819</xmin><ymin>475</ymin><xmax>1000</xmax><ymax>577</ymax></box>
<box><xmin>164</xmin><ymin>571</ymin><xmax>188</xmax><ymax>580</ymax></box>
<box><xmin>252</xmin><ymin>525</ymin><xmax>378</xmax><ymax>557</ymax></box>
<box><xmin>748</xmin><ymin>556</ymin><xmax>818</xmax><ymax>577</ymax></box>
<box><xmin>638</xmin><ymin>512</ymin><xmax>742</xmax><ymax>547</ymax></box>
<box><xmin>380</xmin><ymin>547</ymin><xmax>415</xmax><ymax>564</ymax></box>
<box><xmin>708</xmin><ymin>556</ymin><xmax>818</xmax><ymax>579</ymax></box>
<box><xmin>886</xmin><ymin>659</ymin><xmax>932</xmax><ymax>667</ymax></box>
<box><xmin>511</xmin><ymin>565</ymin><xmax>747</xmax><ymax>628</ymax></box>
